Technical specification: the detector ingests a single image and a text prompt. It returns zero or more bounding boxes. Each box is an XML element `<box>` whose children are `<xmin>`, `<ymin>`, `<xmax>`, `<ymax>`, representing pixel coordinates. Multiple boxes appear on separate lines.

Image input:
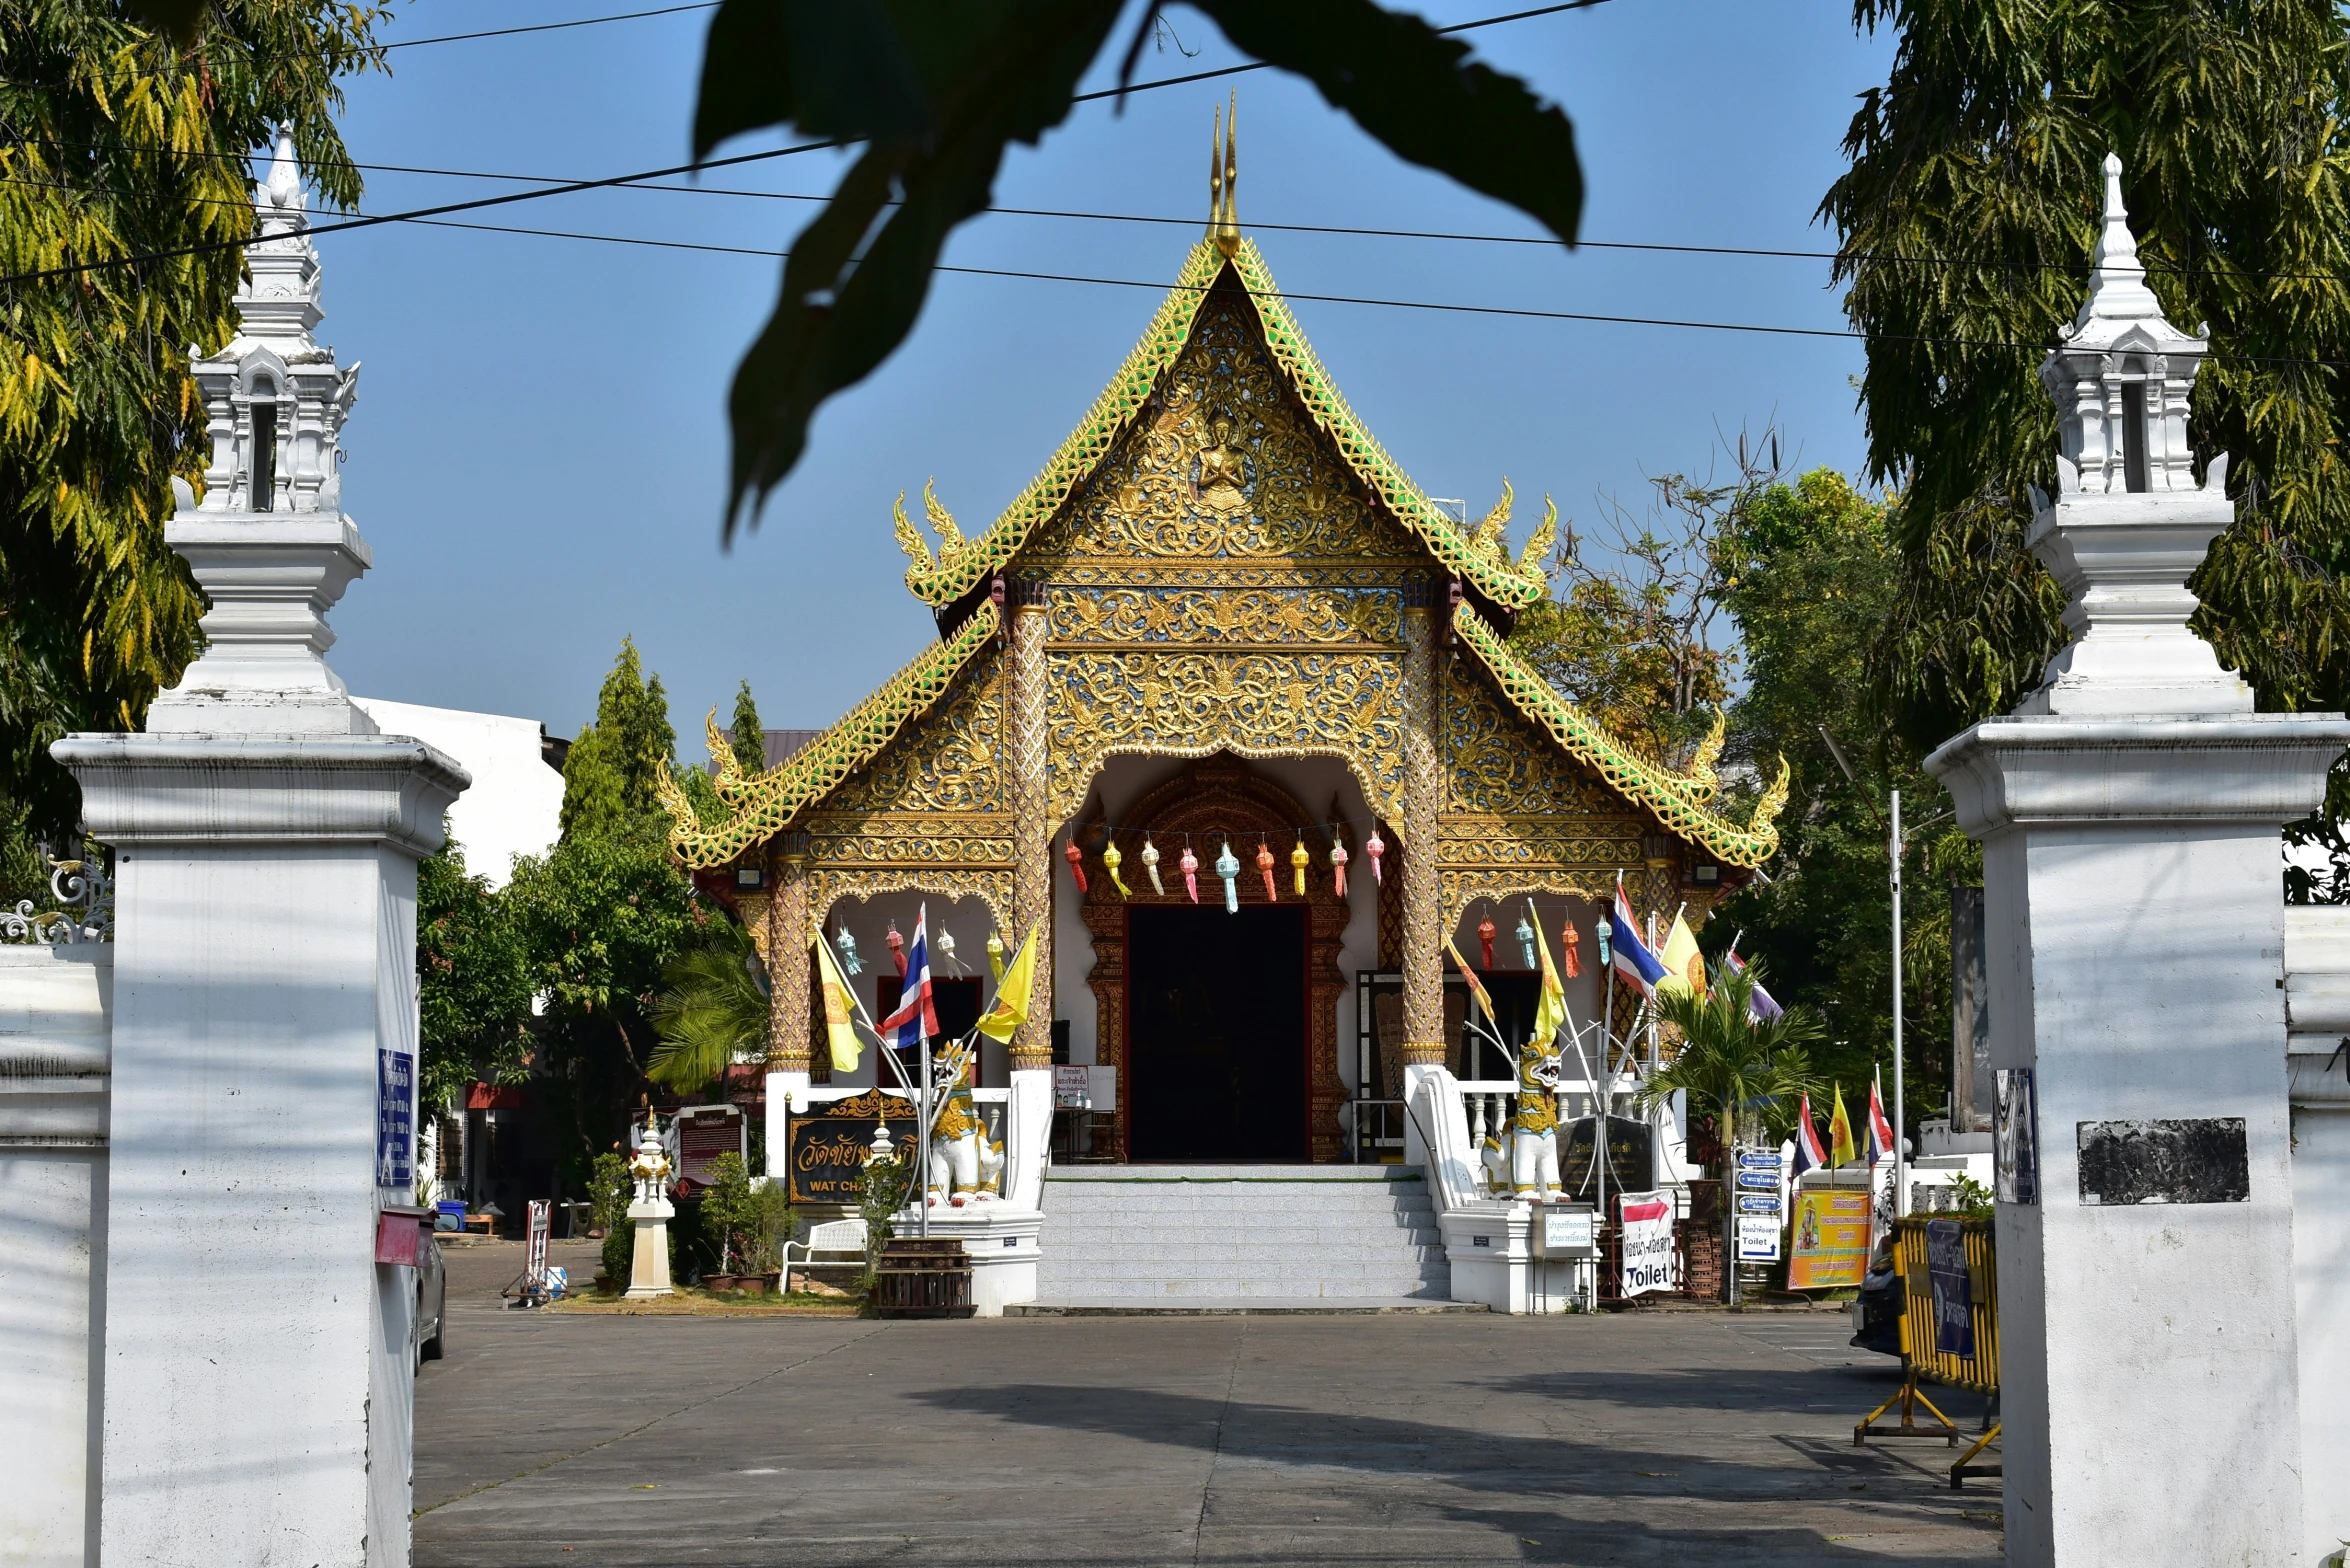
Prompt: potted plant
<box><xmin>698</xmin><ymin>1151</ymin><xmax>756</xmax><ymax>1292</ymax></box>
<box><xmin>745</xmin><ymin>1177</ymin><xmax>793</xmax><ymax>1294</ymax></box>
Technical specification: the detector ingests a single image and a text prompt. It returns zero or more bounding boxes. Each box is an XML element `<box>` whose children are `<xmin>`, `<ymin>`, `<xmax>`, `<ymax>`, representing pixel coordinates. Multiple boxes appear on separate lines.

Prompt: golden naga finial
<box><xmin>1748</xmin><ymin>755</ymin><xmax>1792</xmax><ymax>853</ymax></box>
<box><xmin>892</xmin><ymin>489</ymin><xmax>935</xmax><ymax>579</ymax></box>
<box><xmin>1209</xmin><ymin>95</ymin><xmax>1240</xmax><ymax>257</ymax></box>
<box><xmin>704</xmin><ymin>708</ymin><xmax>745</xmax><ymax>795</ymax></box>
<box><xmin>654</xmin><ymin>758</ymin><xmax>698</xmax><ymax>837</ymax></box>
<box><xmin>1518</xmin><ymin>496</ymin><xmax>1558</xmax><ymax>575</ymax></box>
<box><xmin>1469</xmin><ymin>479</ymin><xmax>1513</xmax><ymax>559</ymax></box>
<box><xmin>923</xmin><ymin>476</ymin><xmax>964</xmax><ymax>557</ymax></box>
<box><xmin>1684</xmin><ymin>707</ymin><xmax>1726</xmax><ymax>801</ymax></box>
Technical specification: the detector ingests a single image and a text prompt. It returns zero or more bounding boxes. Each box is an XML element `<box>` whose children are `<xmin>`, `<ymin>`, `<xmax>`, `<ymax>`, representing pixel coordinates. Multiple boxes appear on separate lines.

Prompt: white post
<box><xmin>1924</xmin><ymin>155</ymin><xmax>2341</xmax><ymax>1567</ymax></box>
<box><xmin>1891</xmin><ymin>789</ymin><xmax>1907</xmax><ymax>1218</ymax></box>
<box><xmin>53</xmin><ymin>134</ymin><xmax>466</xmax><ymax>1568</ymax></box>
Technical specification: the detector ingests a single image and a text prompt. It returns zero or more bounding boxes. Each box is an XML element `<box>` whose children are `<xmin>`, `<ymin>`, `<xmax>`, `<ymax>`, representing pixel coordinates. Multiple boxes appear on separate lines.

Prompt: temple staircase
<box><xmin>1026</xmin><ymin>1164</ymin><xmax>1457</xmax><ymax>1310</ymax></box>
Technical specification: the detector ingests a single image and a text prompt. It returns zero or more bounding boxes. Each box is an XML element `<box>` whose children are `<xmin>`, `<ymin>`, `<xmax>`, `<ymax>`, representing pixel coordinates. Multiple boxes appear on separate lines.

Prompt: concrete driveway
<box><xmin>414</xmin><ymin>1248</ymin><xmax>1999</xmax><ymax>1566</ymax></box>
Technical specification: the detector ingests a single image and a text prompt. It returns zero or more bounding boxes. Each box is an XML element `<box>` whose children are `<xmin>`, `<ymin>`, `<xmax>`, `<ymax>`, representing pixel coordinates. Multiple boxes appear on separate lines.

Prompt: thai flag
<box><xmin>1610</xmin><ymin>880</ymin><xmax>1667</xmax><ymax>994</ymax></box>
<box><xmin>1792</xmin><ymin>1093</ymin><xmax>1827</xmax><ymax>1178</ymax></box>
<box><xmin>1722</xmin><ymin>946</ymin><xmax>1784</xmax><ymax>1021</ymax></box>
<box><xmin>1867</xmin><ymin>1071</ymin><xmax>1897</xmax><ymax>1165</ymax></box>
<box><xmin>877</xmin><ymin>905</ymin><xmax>940</xmax><ymax>1051</ymax></box>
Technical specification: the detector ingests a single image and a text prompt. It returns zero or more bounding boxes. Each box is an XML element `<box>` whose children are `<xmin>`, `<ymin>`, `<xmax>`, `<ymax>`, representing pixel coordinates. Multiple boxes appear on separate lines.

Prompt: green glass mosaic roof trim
<box><xmin>909</xmin><ymin>238</ymin><xmax>1546</xmax><ymax>612</ymax></box>
<box><xmin>1452</xmin><ymin>601</ymin><xmax>1785</xmax><ymax>867</ymax></box>
<box><xmin>664</xmin><ymin>600</ymin><xmax>1001</xmax><ymax>868</ymax></box>
<box><xmin>1233</xmin><ymin>241</ymin><xmax>1545</xmax><ymax>613</ymax></box>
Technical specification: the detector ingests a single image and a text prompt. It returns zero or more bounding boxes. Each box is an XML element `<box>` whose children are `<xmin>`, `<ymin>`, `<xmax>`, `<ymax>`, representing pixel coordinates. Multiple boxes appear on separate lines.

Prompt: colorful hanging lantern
<box><xmin>1561</xmin><ymin>920</ymin><xmax>1582</xmax><ymax>979</ymax></box>
<box><xmin>1256</xmin><ymin>839</ymin><xmax>1278</xmax><ymax>902</ymax></box>
<box><xmin>1102</xmin><ymin>838</ymin><xmax>1131</xmax><ymax>898</ymax></box>
<box><xmin>1142</xmin><ymin>836</ymin><xmax>1165</xmax><ymax>896</ymax></box>
<box><xmin>1515</xmin><ymin>911</ymin><xmax>1536</xmax><ymax>971</ymax></box>
<box><xmin>1180</xmin><ymin>842</ymin><xmax>1201</xmax><ymax>904</ymax></box>
<box><xmin>986</xmin><ymin>930</ymin><xmax>1005</xmax><ymax>984</ymax></box>
<box><xmin>1365</xmin><ymin>827</ymin><xmax>1385</xmax><ymax>885</ymax></box>
<box><xmin>1214</xmin><ymin>841</ymin><xmax>1241</xmax><ymax>913</ymax></box>
<box><xmin>1330</xmin><ymin>836</ymin><xmax>1349</xmax><ymax>898</ymax></box>
<box><xmin>1063</xmin><ymin>836</ymin><xmax>1088</xmax><ymax>894</ymax></box>
<box><xmin>1290</xmin><ymin>836</ymin><xmax>1310</xmax><ymax>897</ymax></box>
<box><xmin>1595</xmin><ymin>913</ymin><xmax>1612</xmax><ymax>969</ymax></box>
<box><xmin>938</xmin><ymin>927</ymin><xmax>959</xmax><ymax>973</ymax></box>
<box><xmin>886</xmin><ymin>921</ymin><xmax>907</xmax><ymax>977</ymax></box>
<box><xmin>1478</xmin><ymin>911</ymin><xmax>1497</xmax><ymax>970</ymax></box>
<box><xmin>837</xmin><ymin>927</ymin><xmax>863</xmax><ymax>977</ymax></box>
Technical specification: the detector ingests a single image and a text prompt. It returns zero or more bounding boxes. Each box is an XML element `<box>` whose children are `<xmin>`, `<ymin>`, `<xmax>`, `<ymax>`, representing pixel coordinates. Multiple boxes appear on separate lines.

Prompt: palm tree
<box><xmin>1634</xmin><ymin>964</ymin><xmax>1823</xmax><ymax>1303</ymax></box>
<box><xmin>647</xmin><ymin>918</ymin><xmax>769</xmax><ymax>1096</ymax></box>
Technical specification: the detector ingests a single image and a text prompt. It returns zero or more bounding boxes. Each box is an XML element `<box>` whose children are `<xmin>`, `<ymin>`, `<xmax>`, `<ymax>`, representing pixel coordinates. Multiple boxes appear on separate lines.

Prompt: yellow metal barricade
<box><xmin>1854</xmin><ymin>1214</ymin><xmax>2001</xmax><ymax>1489</ymax></box>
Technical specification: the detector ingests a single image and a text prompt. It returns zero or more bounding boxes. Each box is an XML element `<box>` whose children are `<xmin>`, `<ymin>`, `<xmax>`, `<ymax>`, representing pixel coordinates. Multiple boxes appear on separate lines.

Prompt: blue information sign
<box><xmin>376</xmin><ymin>1048</ymin><xmax>414</xmax><ymax>1191</ymax></box>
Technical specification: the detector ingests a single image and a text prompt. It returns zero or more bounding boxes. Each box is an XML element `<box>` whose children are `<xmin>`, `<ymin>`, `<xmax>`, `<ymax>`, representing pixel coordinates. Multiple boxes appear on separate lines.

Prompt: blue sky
<box><xmin>316</xmin><ymin>1</ymin><xmax>1896</xmax><ymax>742</ymax></box>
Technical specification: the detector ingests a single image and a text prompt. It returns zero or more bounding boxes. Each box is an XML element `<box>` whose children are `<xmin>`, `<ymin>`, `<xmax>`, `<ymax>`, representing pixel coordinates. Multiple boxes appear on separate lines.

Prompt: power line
<box><xmin>375</xmin><ymin>3</ymin><xmax>719</xmax><ymax>51</ymax></box>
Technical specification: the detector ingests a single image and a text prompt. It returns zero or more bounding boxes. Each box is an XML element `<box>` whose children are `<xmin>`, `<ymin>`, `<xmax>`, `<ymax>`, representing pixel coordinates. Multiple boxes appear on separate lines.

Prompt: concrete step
<box><xmin>1037</xmin><ymin>1163</ymin><xmax>1452</xmax><ymax>1301</ymax></box>
<box><xmin>1009</xmin><ymin>1298</ymin><xmax>1487</xmax><ymax>1317</ymax></box>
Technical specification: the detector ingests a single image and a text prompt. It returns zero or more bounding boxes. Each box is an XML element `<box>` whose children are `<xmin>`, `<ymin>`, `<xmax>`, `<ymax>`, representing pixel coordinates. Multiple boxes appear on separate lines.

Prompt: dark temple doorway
<box><xmin>1126</xmin><ymin>904</ymin><xmax>1308</xmax><ymax>1161</ymax></box>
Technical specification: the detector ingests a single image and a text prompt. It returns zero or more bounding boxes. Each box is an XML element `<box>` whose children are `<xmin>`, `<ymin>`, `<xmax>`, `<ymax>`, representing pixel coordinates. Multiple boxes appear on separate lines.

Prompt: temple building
<box><xmin>661</xmin><ymin>120</ymin><xmax>1786</xmax><ymax>1312</ymax></box>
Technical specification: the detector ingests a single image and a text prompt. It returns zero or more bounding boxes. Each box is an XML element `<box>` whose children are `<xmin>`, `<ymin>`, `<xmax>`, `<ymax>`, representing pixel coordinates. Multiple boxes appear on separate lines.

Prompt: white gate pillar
<box><xmin>1926</xmin><ymin>156</ymin><xmax>2348</xmax><ymax>1566</ymax></box>
<box><xmin>53</xmin><ymin>131</ymin><xmax>464</xmax><ymax>1568</ymax></box>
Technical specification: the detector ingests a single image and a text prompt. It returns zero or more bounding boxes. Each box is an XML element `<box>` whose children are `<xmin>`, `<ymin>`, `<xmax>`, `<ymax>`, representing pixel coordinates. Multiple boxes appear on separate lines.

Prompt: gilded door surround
<box><xmin>1077</xmin><ymin>754</ymin><xmax>1351</xmax><ymax>1163</ymax></box>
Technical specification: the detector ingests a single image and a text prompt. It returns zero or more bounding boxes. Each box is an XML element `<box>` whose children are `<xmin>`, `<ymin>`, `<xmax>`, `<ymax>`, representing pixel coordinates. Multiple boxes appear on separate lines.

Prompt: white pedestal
<box><xmin>625</xmin><ymin>1196</ymin><xmax>675</xmax><ymax>1297</ymax></box>
<box><xmin>1929</xmin><ymin>714</ymin><xmax>2348</xmax><ymax>1566</ymax></box>
<box><xmin>57</xmin><ymin>733</ymin><xmax>464</xmax><ymax>1568</ymax></box>
<box><xmin>913</xmin><ymin>1206</ymin><xmax>1042</xmax><ymax>1315</ymax></box>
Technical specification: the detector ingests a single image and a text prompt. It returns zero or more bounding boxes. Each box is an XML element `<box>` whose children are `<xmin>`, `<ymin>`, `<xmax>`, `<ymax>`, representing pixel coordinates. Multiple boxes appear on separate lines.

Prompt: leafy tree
<box><xmin>729</xmin><ymin>679</ymin><xmax>765</xmax><ymax>775</ymax></box>
<box><xmin>1825</xmin><ymin>0</ymin><xmax>2350</xmax><ymax>759</ymax></box>
<box><xmin>692</xmin><ymin>1</ymin><xmax>1589</xmax><ymax>532</ymax></box>
<box><xmin>559</xmin><ymin>638</ymin><xmax>678</xmax><ymax>841</ymax></box>
<box><xmin>1509</xmin><ymin>439</ymin><xmax>1780</xmax><ymax>761</ymax></box>
<box><xmin>415</xmin><ymin>834</ymin><xmax>535</xmax><ymax>1116</ymax></box>
<box><xmin>1709</xmin><ymin>469</ymin><xmax>1972</xmax><ymax>1127</ymax></box>
<box><xmin>648</xmin><ymin>915</ymin><xmax>769</xmax><ymax>1096</ymax></box>
<box><xmin>1</xmin><ymin>1</ymin><xmax>383</xmax><ymax>838</ymax></box>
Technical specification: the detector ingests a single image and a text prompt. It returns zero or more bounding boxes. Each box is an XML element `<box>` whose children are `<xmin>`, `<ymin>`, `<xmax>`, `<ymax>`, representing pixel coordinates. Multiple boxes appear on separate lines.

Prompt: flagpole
<box><xmin>919</xmin><ymin>1035</ymin><xmax>931</xmax><ymax>1239</ymax></box>
<box><xmin>1891</xmin><ymin>789</ymin><xmax>1908</xmax><ymax>1220</ymax></box>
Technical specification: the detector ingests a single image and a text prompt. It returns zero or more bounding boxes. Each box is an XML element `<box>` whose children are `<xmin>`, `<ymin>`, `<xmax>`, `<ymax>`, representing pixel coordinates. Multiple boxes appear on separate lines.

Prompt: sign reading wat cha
<box><xmin>661</xmin><ymin>123</ymin><xmax>1786</xmax><ymax>1173</ymax></box>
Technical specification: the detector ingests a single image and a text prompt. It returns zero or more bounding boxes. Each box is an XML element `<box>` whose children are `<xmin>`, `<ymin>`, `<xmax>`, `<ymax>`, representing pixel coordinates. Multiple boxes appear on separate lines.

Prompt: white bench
<box><xmin>781</xmin><ymin>1218</ymin><xmax>868</xmax><ymax>1290</ymax></box>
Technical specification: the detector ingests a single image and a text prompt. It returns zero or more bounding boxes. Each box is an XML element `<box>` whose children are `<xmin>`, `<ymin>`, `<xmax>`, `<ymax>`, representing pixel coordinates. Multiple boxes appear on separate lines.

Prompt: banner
<box><xmin>1787</xmin><ymin>1188</ymin><xmax>1872</xmax><ymax>1290</ymax></box>
<box><xmin>1618</xmin><ymin>1190</ymin><xmax>1676</xmax><ymax>1297</ymax></box>
<box><xmin>1925</xmin><ymin>1218</ymin><xmax>1975</xmax><ymax>1357</ymax></box>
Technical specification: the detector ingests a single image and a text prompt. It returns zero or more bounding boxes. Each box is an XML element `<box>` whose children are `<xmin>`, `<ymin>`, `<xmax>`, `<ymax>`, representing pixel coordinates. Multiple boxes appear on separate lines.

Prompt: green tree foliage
<box><xmin>1</xmin><ymin>2</ymin><xmax>384</xmax><ymax>838</ymax></box>
<box><xmin>691</xmin><ymin>0</ymin><xmax>1587</xmax><ymax>532</ymax></box>
<box><xmin>1509</xmin><ymin>439</ymin><xmax>1778</xmax><ymax>762</ymax></box>
<box><xmin>1633</xmin><ymin>965</ymin><xmax>1824</xmax><ymax>1166</ymax></box>
<box><xmin>648</xmin><ymin>915</ymin><xmax>768</xmax><ymax>1096</ymax></box>
<box><xmin>415</xmin><ymin>834</ymin><xmax>534</xmax><ymax>1115</ymax></box>
<box><xmin>1825</xmin><ymin>0</ymin><xmax>2350</xmax><ymax>757</ymax></box>
<box><xmin>729</xmin><ymin>679</ymin><xmax>765</xmax><ymax>775</ymax></box>
<box><xmin>559</xmin><ymin>638</ymin><xmax>676</xmax><ymax>841</ymax></box>
<box><xmin>1708</xmin><ymin>470</ymin><xmax>1975</xmax><ymax>1125</ymax></box>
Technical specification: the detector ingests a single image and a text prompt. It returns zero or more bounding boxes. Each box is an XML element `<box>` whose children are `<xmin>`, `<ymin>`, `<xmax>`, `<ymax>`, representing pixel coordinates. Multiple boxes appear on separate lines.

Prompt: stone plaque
<box><xmin>2076</xmin><ymin>1117</ymin><xmax>2249</xmax><ymax>1206</ymax></box>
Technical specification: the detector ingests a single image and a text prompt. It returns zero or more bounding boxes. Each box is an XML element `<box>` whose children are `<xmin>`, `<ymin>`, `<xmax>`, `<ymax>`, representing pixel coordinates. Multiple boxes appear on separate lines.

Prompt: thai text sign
<box><xmin>1618</xmin><ymin>1190</ymin><xmax>1675</xmax><ymax>1297</ymax></box>
<box><xmin>786</xmin><ymin>1089</ymin><xmax>901</xmax><ymax>1205</ymax></box>
<box><xmin>375</xmin><ymin>1049</ymin><xmax>413</xmax><ymax>1191</ymax></box>
<box><xmin>1924</xmin><ymin>1218</ymin><xmax>1974</xmax><ymax>1356</ymax></box>
<box><xmin>1787</xmin><ymin>1188</ymin><xmax>1872</xmax><ymax>1290</ymax></box>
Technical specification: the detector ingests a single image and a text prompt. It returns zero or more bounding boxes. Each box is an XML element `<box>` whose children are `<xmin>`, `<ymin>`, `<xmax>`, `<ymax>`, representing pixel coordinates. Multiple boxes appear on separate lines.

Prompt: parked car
<box><xmin>414</xmin><ymin>1234</ymin><xmax>446</xmax><ymax>1370</ymax></box>
<box><xmin>1849</xmin><ymin>1240</ymin><xmax>1903</xmax><ymax>1358</ymax></box>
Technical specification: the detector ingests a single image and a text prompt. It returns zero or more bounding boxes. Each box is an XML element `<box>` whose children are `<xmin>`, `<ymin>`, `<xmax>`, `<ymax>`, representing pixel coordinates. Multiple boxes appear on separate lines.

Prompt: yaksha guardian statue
<box><xmin>1480</xmin><ymin>1044</ymin><xmax>1564</xmax><ymax>1202</ymax></box>
<box><xmin>926</xmin><ymin>1075</ymin><xmax>1006</xmax><ymax>1207</ymax></box>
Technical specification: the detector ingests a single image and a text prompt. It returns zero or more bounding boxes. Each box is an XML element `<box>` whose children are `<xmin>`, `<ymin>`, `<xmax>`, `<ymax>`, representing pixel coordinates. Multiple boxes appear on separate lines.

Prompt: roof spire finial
<box><xmin>1211</xmin><ymin>94</ymin><xmax>1240</xmax><ymax>257</ymax></box>
<box><xmin>2077</xmin><ymin>151</ymin><xmax>2161</xmax><ymax>327</ymax></box>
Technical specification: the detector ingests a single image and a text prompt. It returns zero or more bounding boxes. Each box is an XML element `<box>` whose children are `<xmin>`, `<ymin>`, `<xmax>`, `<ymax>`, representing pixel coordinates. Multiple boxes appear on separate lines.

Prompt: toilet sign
<box><xmin>376</xmin><ymin>1048</ymin><xmax>413</xmax><ymax>1191</ymax></box>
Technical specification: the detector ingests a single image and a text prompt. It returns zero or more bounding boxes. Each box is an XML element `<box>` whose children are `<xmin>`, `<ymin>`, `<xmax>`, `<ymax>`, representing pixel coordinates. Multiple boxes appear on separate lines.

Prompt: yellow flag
<box><xmin>975</xmin><ymin>924</ymin><xmax>1040</xmax><ymax>1043</ymax></box>
<box><xmin>1828</xmin><ymin>1084</ymin><xmax>1857</xmax><ymax>1168</ymax></box>
<box><xmin>1656</xmin><ymin>910</ymin><xmax>1706</xmax><ymax>999</ymax></box>
<box><xmin>1529</xmin><ymin>903</ymin><xmax>1569</xmax><ymax>1046</ymax></box>
<box><xmin>812</xmin><ymin>931</ymin><xmax>863</xmax><ymax>1072</ymax></box>
<box><xmin>1443</xmin><ymin>936</ymin><xmax>1495</xmax><ymax>1021</ymax></box>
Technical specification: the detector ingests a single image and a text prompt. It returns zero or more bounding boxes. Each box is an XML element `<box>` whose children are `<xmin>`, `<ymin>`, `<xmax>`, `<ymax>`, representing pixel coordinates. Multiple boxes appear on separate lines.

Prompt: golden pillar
<box><xmin>765</xmin><ymin>834</ymin><xmax>812</xmax><ymax>1073</ymax></box>
<box><xmin>1006</xmin><ymin>581</ymin><xmax>1056</xmax><ymax>1072</ymax></box>
<box><xmin>1399</xmin><ymin>582</ymin><xmax>1446</xmax><ymax>1066</ymax></box>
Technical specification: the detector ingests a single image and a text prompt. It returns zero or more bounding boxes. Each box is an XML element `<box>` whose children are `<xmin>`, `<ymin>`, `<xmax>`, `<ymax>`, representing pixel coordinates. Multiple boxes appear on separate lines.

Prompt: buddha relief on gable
<box><xmin>1021</xmin><ymin>290</ymin><xmax>1417</xmax><ymax>568</ymax></box>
